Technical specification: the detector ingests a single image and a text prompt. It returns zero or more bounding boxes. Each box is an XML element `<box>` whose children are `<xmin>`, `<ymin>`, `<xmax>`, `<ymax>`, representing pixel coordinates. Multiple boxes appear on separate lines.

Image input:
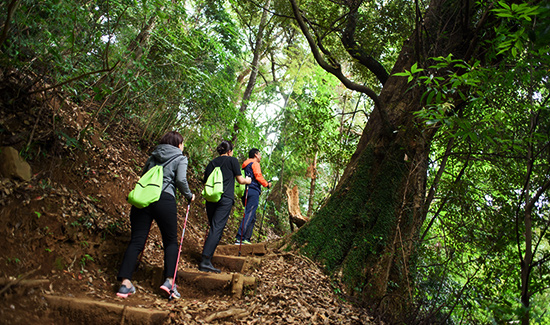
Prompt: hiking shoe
<box><xmin>116</xmin><ymin>284</ymin><xmax>136</xmax><ymax>298</ymax></box>
<box><xmin>199</xmin><ymin>255</ymin><xmax>221</xmax><ymax>274</ymax></box>
<box><xmin>198</xmin><ymin>262</ymin><xmax>221</xmax><ymax>274</ymax></box>
<box><xmin>234</xmin><ymin>239</ymin><xmax>252</xmax><ymax>245</ymax></box>
<box><xmin>160</xmin><ymin>279</ymin><xmax>181</xmax><ymax>299</ymax></box>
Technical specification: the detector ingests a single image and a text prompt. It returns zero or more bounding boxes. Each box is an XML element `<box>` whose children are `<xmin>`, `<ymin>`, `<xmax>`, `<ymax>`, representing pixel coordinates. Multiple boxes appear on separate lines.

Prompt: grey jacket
<box><xmin>142</xmin><ymin>144</ymin><xmax>193</xmax><ymax>201</ymax></box>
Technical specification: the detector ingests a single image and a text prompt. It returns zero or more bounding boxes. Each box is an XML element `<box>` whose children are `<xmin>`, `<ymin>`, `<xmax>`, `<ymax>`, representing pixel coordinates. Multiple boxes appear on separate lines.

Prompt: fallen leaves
<box><xmin>161</xmin><ymin>251</ymin><xmax>377</xmax><ymax>325</ymax></box>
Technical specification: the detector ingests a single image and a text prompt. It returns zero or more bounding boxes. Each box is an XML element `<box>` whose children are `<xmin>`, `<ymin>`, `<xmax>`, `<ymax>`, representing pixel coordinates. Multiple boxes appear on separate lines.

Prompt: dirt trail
<box><xmin>0</xmin><ymin>75</ymin><xmax>377</xmax><ymax>324</ymax></box>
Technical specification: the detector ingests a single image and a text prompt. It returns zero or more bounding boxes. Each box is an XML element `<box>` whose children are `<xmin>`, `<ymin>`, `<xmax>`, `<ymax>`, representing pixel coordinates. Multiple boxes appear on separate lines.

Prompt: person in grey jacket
<box><xmin>117</xmin><ymin>131</ymin><xmax>195</xmax><ymax>299</ymax></box>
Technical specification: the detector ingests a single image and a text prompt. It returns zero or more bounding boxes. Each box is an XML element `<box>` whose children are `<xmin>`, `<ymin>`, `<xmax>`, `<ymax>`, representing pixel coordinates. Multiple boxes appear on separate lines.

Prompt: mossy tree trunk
<box><xmin>289</xmin><ymin>0</ymin><xmax>493</xmax><ymax>319</ymax></box>
<box><xmin>293</xmin><ymin>64</ymin><xmax>431</xmax><ymax>315</ymax></box>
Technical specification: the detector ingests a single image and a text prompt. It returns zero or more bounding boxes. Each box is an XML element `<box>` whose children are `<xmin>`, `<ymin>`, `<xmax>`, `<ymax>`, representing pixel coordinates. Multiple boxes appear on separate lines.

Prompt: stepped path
<box><xmin>3</xmin><ymin>241</ymin><xmax>374</xmax><ymax>324</ymax></box>
<box><xmin>42</xmin><ymin>242</ymin><xmax>267</xmax><ymax>324</ymax></box>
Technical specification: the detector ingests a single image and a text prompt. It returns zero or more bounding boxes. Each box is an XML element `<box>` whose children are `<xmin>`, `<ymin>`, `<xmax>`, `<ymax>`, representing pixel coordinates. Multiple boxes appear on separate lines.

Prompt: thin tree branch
<box><xmin>421</xmin><ymin>144</ymin><xmax>470</xmax><ymax>242</ymax></box>
<box><xmin>342</xmin><ymin>6</ymin><xmax>389</xmax><ymax>85</ymax></box>
<box><xmin>28</xmin><ymin>65</ymin><xmax>118</xmax><ymax>95</ymax></box>
<box><xmin>423</xmin><ymin>136</ymin><xmax>455</xmax><ymax>214</ymax></box>
<box><xmin>288</xmin><ymin>0</ymin><xmax>394</xmax><ymax>132</ymax></box>
<box><xmin>0</xmin><ymin>0</ymin><xmax>20</xmax><ymax>49</ymax></box>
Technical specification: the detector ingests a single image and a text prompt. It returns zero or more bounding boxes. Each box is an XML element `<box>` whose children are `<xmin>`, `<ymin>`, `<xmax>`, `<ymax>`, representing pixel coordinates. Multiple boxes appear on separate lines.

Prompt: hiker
<box><xmin>199</xmin><ymin>140</ymin><xmax>251</xmax><ymax>273</ymax></box>
<box><xmin>235</xmin><ymin>148</ymin><xmax>271</xmax><ymax>245</ymax></box>
<box><xmin>117</xmin><ymin>131</ymin><xmax>195</xmax><ymax>299</ymax></box>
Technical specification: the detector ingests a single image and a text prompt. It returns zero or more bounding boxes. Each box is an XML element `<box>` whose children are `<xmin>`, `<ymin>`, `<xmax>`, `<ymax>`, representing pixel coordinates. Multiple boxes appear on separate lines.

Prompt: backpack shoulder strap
<box><xmin>219</xmin><ymin>156</ymin><xmax>229</xmax><ymax>168</ymax></box>
<box><xmin>158</xmin><ymin>153</ymin><xmax>182</xmax><ymax>192</ymax></box>
<box><xmin>244</xmin><ymin>161</ymin><xmax>254</xmax><ymax>178</ymax></box>
<box><xmin>160</xmin><ymin>154</ymin><xmax>181</xmax><ymax>167</ymax></box>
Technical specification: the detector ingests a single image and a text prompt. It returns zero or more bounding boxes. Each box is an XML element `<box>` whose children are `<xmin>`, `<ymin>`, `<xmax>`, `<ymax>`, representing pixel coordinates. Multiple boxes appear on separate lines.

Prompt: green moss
<box><xmin>293</xmin><ymin>143</ymin><xmax>408</xmax><ymax>291</ymax></box>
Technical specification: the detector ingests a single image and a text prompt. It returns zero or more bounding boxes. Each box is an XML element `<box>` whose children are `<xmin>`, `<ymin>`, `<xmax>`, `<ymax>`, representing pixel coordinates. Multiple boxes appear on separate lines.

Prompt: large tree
<box><xmin>285</xmin><ymin>0</ymin><xmax>528</xmax><ymax>320</ymax></box>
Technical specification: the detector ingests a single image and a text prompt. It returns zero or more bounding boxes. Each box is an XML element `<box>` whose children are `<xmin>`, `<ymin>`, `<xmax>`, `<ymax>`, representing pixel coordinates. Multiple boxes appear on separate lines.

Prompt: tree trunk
<box><xmin>286</xmin><ymin>183</ymin><xmax>308</xmax><ymax>228</ymax></box>
<box><xmin>518</xmin><ymin>108</ymin><xmax>550</xmax><ymax>325</ymax></box>
<box><xmin>231</xmin><ymin>0</ymin><xmax>271</xmax><ymax>143</ymax></box>
<box><xmin>0</xmin><ymin>0</ymin><xmax>20</xmax><ymax>49</ymax></box>
<box><xmin>294</xmin><ymin>60</ymin><xmax>431</xmax><ymax>315</ymax></box>
<box><xmin>307</xmin><ymin>151</ymin><xmax>317</xmax><ymax>218</ymax></box>
<box><xmin>290</xmin><ymin>0</ymin><xmax>481</xmax><ymax>319</ymax></box>
<box><xmin>520</xmin><ymin>207</ymin><xmax>532</xmax><ymax>325</ymax></box>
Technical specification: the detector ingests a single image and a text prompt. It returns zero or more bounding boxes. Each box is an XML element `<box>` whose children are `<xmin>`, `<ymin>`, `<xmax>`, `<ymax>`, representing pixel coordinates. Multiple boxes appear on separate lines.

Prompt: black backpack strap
<box><xmin>218</xmin><ymin>156</ymin><xmax>229</xmax><ymax>169</ymax></box>
<box><xmin>244</xmin><ymin>162</ymin><xmax>254</xmax><ymax>178</ymax></box>
<box><xmin>243</xmin><ymin>162</ymin><xmax>255</xmax><ymax>191</ymax></box>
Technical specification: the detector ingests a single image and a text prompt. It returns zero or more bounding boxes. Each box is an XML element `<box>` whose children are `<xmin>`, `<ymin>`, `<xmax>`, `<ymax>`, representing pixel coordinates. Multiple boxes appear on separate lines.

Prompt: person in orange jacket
<box><xmin>235</xmin><ymin>148</ymin><xmax>271</xmax><ymax>244</ymax></box>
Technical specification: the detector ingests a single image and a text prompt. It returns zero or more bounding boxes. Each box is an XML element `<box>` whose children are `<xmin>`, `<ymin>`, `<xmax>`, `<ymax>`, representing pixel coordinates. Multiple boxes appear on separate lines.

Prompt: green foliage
<box><xmin>3</xmin><ymin>0</ymin><xmax>245</xmax><ymax>160</ymax></box>
<box><xmin>56</xmin><ymin>131</ymin><xmax>80</xmax><ymax>150</ymax></box>
<box><xmin>395</xmin><ymin>55</ymin><xmax>484</xmax><ymax>131</ymax></box>
<box><xmin>493</xmin><ymin>1</ymin><xmax>542</xmax><ymax>58</ymax></box>
<box><xmin>414</xmin><ymin>3</ymin><xmax>550</xmax><ymax>321</ymax></box>
<box><xmin>268</xmin><ymin>64</ymin><xmax>359</xmax><ymax>216</ymax></box>
<box><xmin>79</xmin><ymin>254</ymin><xmax>94</xmax><ymax>268</ymax></box>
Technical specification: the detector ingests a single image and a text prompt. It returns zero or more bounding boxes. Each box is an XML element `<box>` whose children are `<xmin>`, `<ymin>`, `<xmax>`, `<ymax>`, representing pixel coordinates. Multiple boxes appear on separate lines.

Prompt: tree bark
<box><xmin>286</xmin><ymin>184</ymin><xmax>308</xmax><ymax>228</ymax></box>
<box><xmin>307</xmin><ymin>151</ymin><xmax>317</xmax><ymax>218</ymax></box>
<box><xmin>289</xmin><ymin>0</ymin><xmax>485</xmax><ymax>319</ymax></box>
<box><xmin>519</xmin><ymin>106</ymin><xmax>550</xmax><ymax>325</ymax></box>
<box><xmin>0</xmin><ymin>0</ymin><xmax>21</xmax><ymax>49</ymax></box>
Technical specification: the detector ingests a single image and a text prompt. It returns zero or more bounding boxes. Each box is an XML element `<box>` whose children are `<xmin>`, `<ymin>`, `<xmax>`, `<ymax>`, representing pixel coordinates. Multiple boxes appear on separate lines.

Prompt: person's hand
<box><xmin>267</xmin><ymin>182</ymin><xmax>272</xmax><ymax>189</ymax></box>
<box><xmin>245</xmin><ymin>176</ymin><xmax>252</xmax><ymax>184</ymax></box>
<box><xmin>188</xmin><ymin>194</ymin><xmax>195</xmax><ymax>203</ymax></box>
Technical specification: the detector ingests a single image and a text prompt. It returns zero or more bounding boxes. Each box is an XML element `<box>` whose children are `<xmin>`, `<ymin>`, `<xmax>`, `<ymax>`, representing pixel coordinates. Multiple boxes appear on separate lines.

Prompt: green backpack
<box><xmin>202</xmin><ymin>160</ymin><xmax>226</xmax><ymax>202</ymax></box>
<box><xmin>235</xmin><ymin>180</ymin><xmax>246</xmax><ymax>198</ymax></box>
<box><xmin>127</xmin><ymin>155</ymin><xmax>180</xmax><ymax>209</ymax></box>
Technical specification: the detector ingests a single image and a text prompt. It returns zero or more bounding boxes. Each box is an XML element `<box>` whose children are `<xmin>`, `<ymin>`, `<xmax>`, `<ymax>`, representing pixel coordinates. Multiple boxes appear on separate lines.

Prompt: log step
<box><xmin>45</xmin><ymin>295</ymin><xmax>169</xmax><ymax>325</ymax></box>
<box><xmin>215</xmin><ymin>242</ymin><xmax>266</xmax><ymax>256</ymax></box>
<box><xmin>177</xmin><ymin>269</ymin><xmax>257</xmax><ymax>298</ymax></box>
<box><xmin>211</xmin><ymin>255</ymin><xmax>262</xmax><ymax>273</ymax></box>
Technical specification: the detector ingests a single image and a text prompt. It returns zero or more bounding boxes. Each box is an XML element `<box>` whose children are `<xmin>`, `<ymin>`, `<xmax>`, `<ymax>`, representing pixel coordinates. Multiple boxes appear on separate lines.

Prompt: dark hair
<box><xmin>248</xmin><ymin>148</ymin><xmax>260</xmax><ymax>158</ymax></box>
<box><xmin>217</xmin><ymin>140</ymin><xmax>233</xmax><ymax>155</ymax></box>
<box><xmin>160</xmin><ymin>131</ymin><xmax>184</xmax><ymax>148</ymax></box>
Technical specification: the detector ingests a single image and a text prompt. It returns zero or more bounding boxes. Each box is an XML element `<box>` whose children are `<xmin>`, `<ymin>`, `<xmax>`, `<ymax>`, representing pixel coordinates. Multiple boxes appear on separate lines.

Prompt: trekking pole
<box><xmin>238</xmin><ymin>187</ymin><xmax>249</xmax><ymax>257</ymax></box>
<box><xmin>169</xmin><ymin>203</ymin><xmax>190</xmax><ymax>301</ymax></box>
<box><xmin>256</xmin><ymin>186</ymin><xmax>271</xmax><ymax>243</ymax></box>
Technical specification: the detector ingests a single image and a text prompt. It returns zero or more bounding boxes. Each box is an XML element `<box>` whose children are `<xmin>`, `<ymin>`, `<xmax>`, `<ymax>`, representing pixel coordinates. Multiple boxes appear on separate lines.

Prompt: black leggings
<box><xmin>202</xmin><ymin>196</ymin><xmax>234</xmax><ymax>257</ymax></box>
<box><xmin>117</xmin><ymin>192</ymin><xmax>179</xmax><ymax>281</ymax></box>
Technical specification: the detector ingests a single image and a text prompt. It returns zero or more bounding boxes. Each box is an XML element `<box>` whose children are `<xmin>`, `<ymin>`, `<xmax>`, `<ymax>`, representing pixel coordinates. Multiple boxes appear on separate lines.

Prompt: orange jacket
<box><xmin>241</xmin><ymin>158</ymin><xmax>269</xmax><ymax>188</ymax></box>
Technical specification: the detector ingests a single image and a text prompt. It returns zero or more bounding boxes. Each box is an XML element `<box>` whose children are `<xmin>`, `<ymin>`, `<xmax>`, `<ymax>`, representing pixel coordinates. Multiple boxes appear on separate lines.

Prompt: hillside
<box><xmin>0</xmin><ymin>72</ymin><xmax>376</xmax><ymax>324</ymax></box>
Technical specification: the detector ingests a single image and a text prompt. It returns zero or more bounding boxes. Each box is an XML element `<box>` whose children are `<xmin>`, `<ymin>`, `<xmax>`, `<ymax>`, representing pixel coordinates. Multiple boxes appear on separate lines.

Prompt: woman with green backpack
<box><xmin>199</xmin><ymin>140</ymin><xmax>251</xmax><ymax>273</ymax></box>
<box><xmin>117</xmin><ymin>131</ymin><xmax>195</xmax><ymax>299</ymax></box>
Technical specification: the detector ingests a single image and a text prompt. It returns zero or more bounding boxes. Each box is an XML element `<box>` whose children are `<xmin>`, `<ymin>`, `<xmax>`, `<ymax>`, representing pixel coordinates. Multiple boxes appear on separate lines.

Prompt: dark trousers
<box><xmin>236</xmin><ymin>189</ymin><xmax>259</xmax><ymax>242</ymax></box>
<box><xmin>202</xmin><ymin>196</ymin><xmax>234</xmax><ymax>257</ymax></box>
<box><xmin>117</xmin><ymin>192</ymin><xmax>178</xmax><ymax>281</ymax></box>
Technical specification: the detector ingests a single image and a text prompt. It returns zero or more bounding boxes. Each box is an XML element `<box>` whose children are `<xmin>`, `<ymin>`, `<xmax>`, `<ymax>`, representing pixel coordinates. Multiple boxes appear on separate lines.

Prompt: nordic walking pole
<box><xmin>238</xmin><ymin>187</ymin><xmax>249</xmax><ymax>257</ymax></box>
<box><xmin>256</xmin><ymin>186</ymin><xmax>271</xmax><ymax>243</ymax></box>
<box><xmin>169</xmin><ymin>203</ymin><xmax>190</xmax><ymax>301</ymax></box>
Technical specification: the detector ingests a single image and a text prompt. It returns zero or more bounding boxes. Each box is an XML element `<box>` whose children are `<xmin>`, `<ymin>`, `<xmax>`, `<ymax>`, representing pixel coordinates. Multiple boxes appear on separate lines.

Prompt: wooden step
<box><xmin>177</xmin><ymin>269</ymin><xmax>257</xmax><ymax>298</ymax></box>
<box><xmin>215</xmin><ymin>242</ymin><xmax>266</xmax><ymax>256</ymax></box>
<box><xmin>45</xmin><ymin>295</ymin><xmax>169</xmax><ymax>324</ymax></box>
<box><xmin>211</xmin><ymin>255</ymin><xmax>262</xmax><ymax>273</ymax></box>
